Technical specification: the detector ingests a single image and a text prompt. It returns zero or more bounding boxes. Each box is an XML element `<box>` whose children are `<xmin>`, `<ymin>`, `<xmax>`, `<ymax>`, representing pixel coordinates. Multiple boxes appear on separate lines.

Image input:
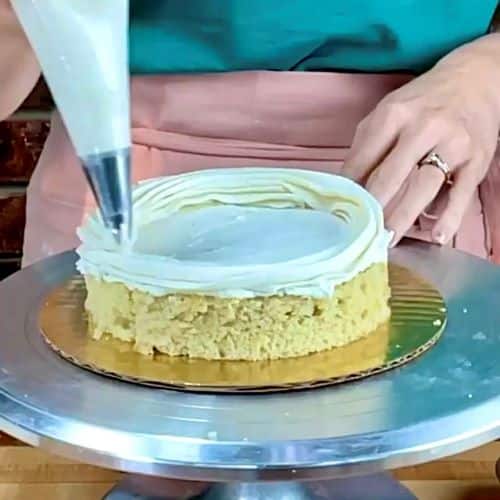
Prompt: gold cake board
<box><xmin>39</xmin><ymin>264</ymin><xmax>446</xmax><ymax>394</ymax></box>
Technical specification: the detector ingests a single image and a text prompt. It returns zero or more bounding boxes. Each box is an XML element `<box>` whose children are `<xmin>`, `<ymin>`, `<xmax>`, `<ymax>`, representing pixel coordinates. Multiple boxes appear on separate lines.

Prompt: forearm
<box><xmin>0</xmin><ymin>0</ymin><xmax>41</xmax><ymax>121</ymax></box>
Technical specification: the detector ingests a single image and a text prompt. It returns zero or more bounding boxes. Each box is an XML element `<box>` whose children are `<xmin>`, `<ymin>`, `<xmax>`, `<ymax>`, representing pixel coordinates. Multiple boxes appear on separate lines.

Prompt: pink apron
<box><xmin>22</xmin><ymin>71</ymin><xmax>500</xmax><ymax>267</ymax></box>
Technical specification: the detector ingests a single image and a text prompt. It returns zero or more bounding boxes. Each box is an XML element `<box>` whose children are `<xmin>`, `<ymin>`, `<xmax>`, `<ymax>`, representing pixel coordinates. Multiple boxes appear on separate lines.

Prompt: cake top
<box><xmin>77</xmin><ymin>168</ymin><xmax>391</xmax><ymax>298</ymax></box>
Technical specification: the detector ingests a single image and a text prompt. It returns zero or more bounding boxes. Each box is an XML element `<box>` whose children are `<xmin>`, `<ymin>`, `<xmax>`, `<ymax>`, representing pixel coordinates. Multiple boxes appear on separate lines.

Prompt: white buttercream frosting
<box><xmin>76</xmin><ymin>168</ymin><xmax>391</xmax><ymax>298</ymax></box>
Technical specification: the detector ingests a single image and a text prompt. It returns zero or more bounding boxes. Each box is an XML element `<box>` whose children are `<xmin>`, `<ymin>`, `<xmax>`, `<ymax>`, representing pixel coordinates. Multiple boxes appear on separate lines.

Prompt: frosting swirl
<box><xmin>77</xmin><ymin>168</ymin><xmax>391</xmax><ymax>298</ymax></box>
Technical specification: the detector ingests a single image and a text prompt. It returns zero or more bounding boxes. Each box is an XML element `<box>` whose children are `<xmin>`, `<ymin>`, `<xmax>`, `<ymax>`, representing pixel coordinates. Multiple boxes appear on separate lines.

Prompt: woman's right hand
<box><xmin>0</xmin><ymin>0</ymin><xmax>40</xmax><ymax>120</ymax></box>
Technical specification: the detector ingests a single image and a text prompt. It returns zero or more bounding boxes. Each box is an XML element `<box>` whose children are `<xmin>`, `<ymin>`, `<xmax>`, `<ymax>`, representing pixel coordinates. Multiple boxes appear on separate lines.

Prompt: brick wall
<box><xmin>0</xmin><ymin>80</ymin><xmax>51</xmax><ymax>278</ymax></box>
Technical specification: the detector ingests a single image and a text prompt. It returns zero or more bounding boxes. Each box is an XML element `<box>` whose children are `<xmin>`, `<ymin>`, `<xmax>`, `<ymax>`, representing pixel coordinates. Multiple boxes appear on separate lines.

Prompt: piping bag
<box><xmin>12</xmin><ymin>0</ymin><xmax>132</xmax><ymax>245</ymax></box>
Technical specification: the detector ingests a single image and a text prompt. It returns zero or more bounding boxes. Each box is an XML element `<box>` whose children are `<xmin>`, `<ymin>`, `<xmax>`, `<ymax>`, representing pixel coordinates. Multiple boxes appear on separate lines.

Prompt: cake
<box><xmin>76</xmin><ymin>168</ymin><xmax>392</xmax><ymax>361</ymax></box>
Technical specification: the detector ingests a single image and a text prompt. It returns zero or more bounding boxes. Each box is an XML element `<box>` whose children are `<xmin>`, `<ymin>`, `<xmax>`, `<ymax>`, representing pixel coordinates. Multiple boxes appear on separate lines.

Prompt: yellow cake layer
<box><xmin>84</xmin><ymin>263</ymin><xmax>391</xmax><ymax>361</ymax></box>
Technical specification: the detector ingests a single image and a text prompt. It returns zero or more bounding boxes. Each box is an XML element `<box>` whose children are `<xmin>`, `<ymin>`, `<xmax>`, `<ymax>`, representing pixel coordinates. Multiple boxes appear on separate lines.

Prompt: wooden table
<box><xmin>0</xmin><ymin>433</ymin><xmax>498</xmax><ymax>500</ymax></box>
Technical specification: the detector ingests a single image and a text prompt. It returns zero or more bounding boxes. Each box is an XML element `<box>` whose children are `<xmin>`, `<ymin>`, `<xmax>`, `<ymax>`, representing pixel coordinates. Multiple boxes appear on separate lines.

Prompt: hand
<box><xmin>342</xmin><ymin>36</ymin><xmax>500</xmax><ymax>246</ymax></box>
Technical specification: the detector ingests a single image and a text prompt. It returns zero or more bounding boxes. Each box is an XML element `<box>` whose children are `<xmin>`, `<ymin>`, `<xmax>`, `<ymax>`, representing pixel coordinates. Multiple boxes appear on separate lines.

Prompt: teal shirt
<box><xmin>130</xmin><ymin>0</ymin><xmax>498</xmax><ymax>74</ymax></box>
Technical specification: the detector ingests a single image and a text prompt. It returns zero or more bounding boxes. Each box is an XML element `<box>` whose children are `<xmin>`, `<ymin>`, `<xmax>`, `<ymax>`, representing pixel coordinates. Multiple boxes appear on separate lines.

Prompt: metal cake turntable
<box><xmin>0</xmin><ymin>241</ymin><xmax>499</xmax><ymax>499</ymax></box>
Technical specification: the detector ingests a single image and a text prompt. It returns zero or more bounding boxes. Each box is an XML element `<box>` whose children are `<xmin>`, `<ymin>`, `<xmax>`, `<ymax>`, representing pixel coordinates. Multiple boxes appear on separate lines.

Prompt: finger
<box><xmin>383</xmin><ymin>176</ymin><xmax>410</xmax><ymax>221</ymax></box>
<box><xmin>406</xmin><ymin>226</ymin><xmax>433</xmax><ymax>243</ymax></box>
<box><xmin>366</xmin><ymin>126</ymin><xmax>443</xmax><ymax>207</ymax></box>
<box><xmin>431</xmin><ymin>162</ymin><xmax>480</xmax><ymax>245</ymax></box>
<box><xmin>342</xmin><ymin>108</ymin><xmax>400</xmax><ymax>182</ymax></box>
<box><xmin>383</xmin><ymin>136</ymin><xmax>464</xmax><ymax>222</ymax></box>
<box><xmin>366</xmin><ymin>120</ymin><xmax>472</xmax><ymax>208</ymax></box>
<box><xmin>386</xmin><ymin>162</ymin><xmax>445</xmax><ymax>246</ymax></box>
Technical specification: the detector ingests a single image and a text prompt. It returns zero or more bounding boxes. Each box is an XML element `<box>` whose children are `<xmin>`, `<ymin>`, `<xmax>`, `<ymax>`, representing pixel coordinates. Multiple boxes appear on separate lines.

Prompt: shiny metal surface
<box><xmin>102</xmin><ymin>474</ymin><xmax>415</xmax><ymax>500</ymax></box>
<box><xmin>81</xmin><ymin>147</ymin><xmax>132</xmax><ymax>243</ymax></box>
<box><xmin>199</xmin><ymin>475</ymin><xmax>416</xmax><ymax>500</ymax></box>
<box><xmin>103</xmin><ymin>474</ymin><xmax>417</xmax><ymax>500</ymax></box>
<box><xmin>0</xmin><ymin>241</ymin><xmax>499</xmax><ymax>482</ymax></box>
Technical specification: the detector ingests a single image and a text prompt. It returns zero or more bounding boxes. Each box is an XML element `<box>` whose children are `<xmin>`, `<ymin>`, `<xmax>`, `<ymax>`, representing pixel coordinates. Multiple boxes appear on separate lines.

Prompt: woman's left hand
<box><xmin>342</xmin><ymin>36</ymin><xmax>500</xmax><ymax>246</ymax></box>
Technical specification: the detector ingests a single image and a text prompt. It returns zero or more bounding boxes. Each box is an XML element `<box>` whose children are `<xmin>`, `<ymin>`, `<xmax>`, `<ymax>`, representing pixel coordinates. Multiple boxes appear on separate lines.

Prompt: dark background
<box><xmin>0</xmin><ymin>79</ymin><xmax>52</xmax><ymax>279</ymax></box>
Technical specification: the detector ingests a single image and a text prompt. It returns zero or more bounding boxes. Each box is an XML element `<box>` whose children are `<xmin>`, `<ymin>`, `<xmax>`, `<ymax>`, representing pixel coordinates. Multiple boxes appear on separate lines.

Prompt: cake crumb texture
<box><xmin>84</xmin><ymin>263</ymin><xmax>391</xmax><ymax>361</ymax></box>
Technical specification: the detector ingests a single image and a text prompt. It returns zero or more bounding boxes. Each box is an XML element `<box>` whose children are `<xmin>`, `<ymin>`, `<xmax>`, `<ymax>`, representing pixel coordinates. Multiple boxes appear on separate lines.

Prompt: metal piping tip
<box><xmin>108</xmin><ymin>217</ymin><xmax>132</xmax><ymax>246</ymax></box>
<box><xmin>80</xmin><ymin>148</ymin><xmax>133</xmax><ymax>246</ymax></box>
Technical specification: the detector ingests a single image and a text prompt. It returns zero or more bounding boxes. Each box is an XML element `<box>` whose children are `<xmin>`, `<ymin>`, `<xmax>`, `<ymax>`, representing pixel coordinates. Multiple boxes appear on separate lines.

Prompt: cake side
<box><xmin>78</xmin><ymin>168</ymin><xmax>392</xmax><ymax>362</ymax></box>
<box><xmin>84</xmin><ymin>262</ymin><xmax>390</xmax><ymax>361</ymax></box>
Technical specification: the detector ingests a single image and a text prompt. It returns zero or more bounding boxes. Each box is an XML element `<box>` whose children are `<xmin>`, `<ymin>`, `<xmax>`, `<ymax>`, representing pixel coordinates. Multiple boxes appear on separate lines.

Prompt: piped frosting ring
<box><xmin>77</xmin><ymin>168</ymin><xmax>391</xmax><ymax>298</ymax></box>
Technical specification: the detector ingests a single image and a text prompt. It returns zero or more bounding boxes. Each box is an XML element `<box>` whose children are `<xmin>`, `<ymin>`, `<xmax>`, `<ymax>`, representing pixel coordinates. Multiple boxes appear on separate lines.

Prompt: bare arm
<box><xmin>0</xmin><ymin>0</ymin><xmax>41</xmax><ymax>120</ymax></box>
